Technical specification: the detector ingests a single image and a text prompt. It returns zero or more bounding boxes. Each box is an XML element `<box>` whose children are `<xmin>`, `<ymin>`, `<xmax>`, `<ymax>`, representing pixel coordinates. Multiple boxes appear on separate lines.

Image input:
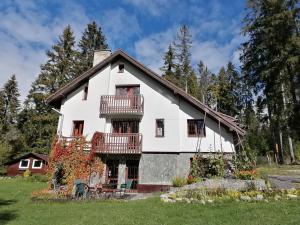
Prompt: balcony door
<box><xmin>116</xmin><ymin>85</ymin><xmax>140</xmax><ymax>109</ymax></box>
<box><xmin>112</xmin><ymin>120</ymin><xmax>139</xmax><ymax>149</ymax></box>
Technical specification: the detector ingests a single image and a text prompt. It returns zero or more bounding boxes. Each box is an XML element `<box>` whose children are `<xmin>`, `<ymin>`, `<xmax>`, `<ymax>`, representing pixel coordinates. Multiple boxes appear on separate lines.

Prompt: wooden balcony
<box><xmin>100</xmin><ymin>95</ymin><xmax>144</xmax><ymax>115</ymax></box>
<box><xmin>92</xmin><ymin>133</ymin><xmax>142</xmax><ymax>154</ymax></box>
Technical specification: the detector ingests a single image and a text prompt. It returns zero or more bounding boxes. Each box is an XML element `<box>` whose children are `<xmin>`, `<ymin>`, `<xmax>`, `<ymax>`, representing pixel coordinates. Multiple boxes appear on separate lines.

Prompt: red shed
<box><xmin>6</xmin><ymin>152</ymin><xmax>48</xmax><ymax>176</ymax></box>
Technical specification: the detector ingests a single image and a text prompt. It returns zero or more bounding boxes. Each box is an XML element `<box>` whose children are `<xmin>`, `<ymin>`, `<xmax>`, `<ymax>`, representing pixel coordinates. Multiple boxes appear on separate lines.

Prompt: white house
<box><xmin>47</xmin><ymin>49</ymin><xmax>245</xmax><ymax>192</ymax></box>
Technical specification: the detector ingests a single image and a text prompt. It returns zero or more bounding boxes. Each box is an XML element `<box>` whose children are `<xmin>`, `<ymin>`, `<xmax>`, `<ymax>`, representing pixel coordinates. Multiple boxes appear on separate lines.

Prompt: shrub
<box><xmin>27</xmin><ymin>174</ymin><xmax>49</xmax><ymax>182</ymax></box>
<box><xmin>235</xmin><ymin>170</ymin><xmax>257</xmax><ymax>180</ymax></box>
<box><xmin>232</xmin><ymin>145</ymin><xmax>256</xmax><ymax>171</ymax></box>
<box><xmin>207</xmin><ymin>155</ymin><xmax>225</xmax><ymax>177</ymax></box>
<box><xmin>23</xmin><ymin>169</ymin><xmax>31</xmax><ymax>178</ymax></box>
<box><xmin>190</xmin><ymin>154</ymin><xmax>225</xmax><ymax>178</ymax></box>
<box><xmin>172</xmin><ymin>176</ymin><xmax>187</xmax><ymax>187</ymax></box>
<box><xmin>186</xmin><ymin>175</ymin><xmax>199</xmax><ymax>184</ymax></box>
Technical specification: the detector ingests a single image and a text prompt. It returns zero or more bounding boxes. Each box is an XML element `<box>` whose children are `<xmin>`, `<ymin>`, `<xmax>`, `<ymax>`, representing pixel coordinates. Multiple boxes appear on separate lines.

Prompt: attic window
<box><xmin>118</xmin><ymin>64</ymin><xmax>125</xmax><ymax>73</ymax></box>
<box><xmin>83</xmin><ymin>86</ymin><xmax>88</xmax><ymax>100</ymax></box>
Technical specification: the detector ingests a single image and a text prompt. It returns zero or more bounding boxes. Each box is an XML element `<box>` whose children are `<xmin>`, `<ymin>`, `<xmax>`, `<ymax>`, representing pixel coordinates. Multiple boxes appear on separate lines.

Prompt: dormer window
<box><xmin>118</xmin><ymin>64</ymin><xmax>125</xmax><ymax>73</ymax></box>
<box><xmin>83</xmin><ymin>86</ymin><xmax>88</xmax><ymax>100</ymax></box>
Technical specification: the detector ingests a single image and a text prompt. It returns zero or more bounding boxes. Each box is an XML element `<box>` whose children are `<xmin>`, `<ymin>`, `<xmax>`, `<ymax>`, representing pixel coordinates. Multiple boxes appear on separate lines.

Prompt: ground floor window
<box><xmin>72</xmin><ymin>120</ymin><xmax>84</xmax><ymax>136</ymax></box>
<box><xmin>19</xmin><ymin>159</ymin><xmax>30</xmax><ymax>169</ymax></box>
<box><xmin>187</xmin><ymin>119</ymin><xmax>206</xmax><ymax>137</ymax></box>
<box><xmin>155</xmin><ymin>119</ymin><xmax>164</xmax><ymax>137</ymax></box>
<box><xmin>32</xmin><ymin>159</ymin><xmax>43</xmax><ymax>169</ymax></box>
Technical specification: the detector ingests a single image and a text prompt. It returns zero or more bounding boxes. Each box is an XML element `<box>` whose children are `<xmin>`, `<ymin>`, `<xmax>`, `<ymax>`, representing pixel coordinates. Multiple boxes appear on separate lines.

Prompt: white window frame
<box><xmin>32</xmin><ymin>159</ymin><xmax>43</xmax><ymax>169</ymax></box>
<box><xmin>19</xmin><ymin>159</ymin><xmax>30</xmax><ymax>169</ymax></box>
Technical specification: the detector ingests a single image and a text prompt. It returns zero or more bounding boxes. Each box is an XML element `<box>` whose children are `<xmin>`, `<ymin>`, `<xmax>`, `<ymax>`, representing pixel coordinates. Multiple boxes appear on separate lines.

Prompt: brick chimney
<box><xmin>93</xmin><ymin>49</ymin><xmax>111</xmax><ymax>67</ymax></box>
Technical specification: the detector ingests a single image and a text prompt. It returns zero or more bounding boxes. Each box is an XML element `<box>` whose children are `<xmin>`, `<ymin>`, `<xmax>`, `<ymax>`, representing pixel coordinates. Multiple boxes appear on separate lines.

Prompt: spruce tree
<box><xmin>20</xmin><ymin>25</ymin><xmax>78</xmax><ymax>154</ymax></box>
<box><xmin>78</xmin><ymin>21</ymin><xmax>108</xmax><ymax>72</ymax></box>
<box><xmin>173</xmin><ymin>25</ymin><xmax>193</xmax><ymax>91</ymax></box>
<box><xmin>241</xmin><ymin>0</ymin><xmax>299</xmax><ymax>163</ymax></box>
<box><xmin>161</xmin><ymin>44</ymin><xmax>177</xmax><ymax>84</ymax></box>
<box><xmin>0</xmin><ymin>75</ymin><xmax>20</xmax><ymax>132</ymax></box>
<box><xmin>197</xmin><ymin>61</ymin><xmax>210</xmax><ymax>103</ymax></box>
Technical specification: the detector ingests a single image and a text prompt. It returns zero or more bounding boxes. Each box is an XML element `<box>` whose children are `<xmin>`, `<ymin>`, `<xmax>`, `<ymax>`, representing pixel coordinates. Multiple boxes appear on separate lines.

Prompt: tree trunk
<box><xmin>288</xmin><ymin>136</ymin><xmax>295</xmax><ymax>164</ymax></box>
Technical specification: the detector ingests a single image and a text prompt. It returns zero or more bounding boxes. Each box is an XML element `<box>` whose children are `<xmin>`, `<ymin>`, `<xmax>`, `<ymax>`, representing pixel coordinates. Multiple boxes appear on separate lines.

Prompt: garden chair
<box><xmin>74</xmin><ymin>180</ymin><xmax>90</xmax><ymax>199</ymax></box>
<box><xmin>117</xmin><ymin>179</ymin><xmax>133</xmax><ymax>197</ymax></box>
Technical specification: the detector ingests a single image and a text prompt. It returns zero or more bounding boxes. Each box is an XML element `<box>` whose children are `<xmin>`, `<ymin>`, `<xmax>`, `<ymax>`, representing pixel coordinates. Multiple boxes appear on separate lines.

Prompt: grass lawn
<box><xmin>0</xmin><ymin>179</ymin><xmax>300</xmax><ymax>225</ymax></box>
<box><xmin>256</xmin><ymin>164</ymin><xmax>300</xmax><ymax>176</ymax></box>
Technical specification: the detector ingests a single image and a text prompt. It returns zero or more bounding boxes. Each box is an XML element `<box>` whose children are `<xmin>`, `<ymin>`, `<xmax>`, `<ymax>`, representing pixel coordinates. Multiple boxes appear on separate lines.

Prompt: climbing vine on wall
<box><xmin>48</xmin><ymin>136</ymin><xmax>103</xmax><ymax>193</ymax></box>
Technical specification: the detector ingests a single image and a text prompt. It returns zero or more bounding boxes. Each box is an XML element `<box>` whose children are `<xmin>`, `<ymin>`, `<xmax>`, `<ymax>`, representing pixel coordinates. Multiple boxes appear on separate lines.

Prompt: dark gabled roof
<box><xmin>5</xmin><ymin>152</ymin><xmax>48</xmax><ymax>165</ymax></box>
<box><xmin>46</xmin><ymin>49</ymin><xmax>245</xmax><ymax>136</ymax></box>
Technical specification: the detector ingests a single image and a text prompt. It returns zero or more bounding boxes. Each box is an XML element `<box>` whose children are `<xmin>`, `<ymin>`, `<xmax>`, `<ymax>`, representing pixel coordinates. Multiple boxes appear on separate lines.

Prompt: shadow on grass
<box><xmin>0</xmin><ymin>199</ymin><xmax>18</xmax><ymax>224</ymax></box>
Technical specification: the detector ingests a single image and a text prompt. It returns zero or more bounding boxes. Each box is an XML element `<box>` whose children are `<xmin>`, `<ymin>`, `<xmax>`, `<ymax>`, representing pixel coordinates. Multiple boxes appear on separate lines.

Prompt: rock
<box><xmin>287</xmin><ymin>194</ymin><xmax>297</xmax><ymax>199</ymax></box>
<box><xmin>175</xmin><ymin>198</ymin><xmax>183</xmax><ymax>202</ymax></box>
<box><xmin>160</xmin><ymin>194</ymin><xmax>168</xmax><ymax>199</ymax></box>
<box><xmin>240</xmin><ymin>195</ymin><xmax>251</xmax><ymax>201</ymax></box>
<box><xmin>207</xmin><ymin>199</ymin><xmax>214</xmax><ymax>203</ymax></box>
<box><xmin>274</xmin><ymin>195</ymin><xmax>281</xmax><ymax>201</ymax></box>
<box><xmin>256</xmin><ymin>194</ymin><xmax>264</xmax><ymax>201</ymax></box>
<box><xmin>200</xmin><ymin>200</ymin><xmax>206</xmax><ymax>204</ymax></box>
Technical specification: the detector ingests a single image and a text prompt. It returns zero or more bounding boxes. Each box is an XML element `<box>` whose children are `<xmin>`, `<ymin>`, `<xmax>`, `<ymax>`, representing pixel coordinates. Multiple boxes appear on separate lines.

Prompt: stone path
<box><xmin>268</xmin><ymin>175</ymin><xmax>300</xmax><ymax>189</ymax></box>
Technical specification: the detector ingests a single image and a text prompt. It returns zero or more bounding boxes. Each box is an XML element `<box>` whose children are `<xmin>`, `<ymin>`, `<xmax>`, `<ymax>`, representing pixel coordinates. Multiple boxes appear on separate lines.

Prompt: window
<box><xmin>72</xmin><ymin>121</ymin><xmax>84</xmax><ymax>136</ymax></box>
<box><xmin>82</xmin><ymin>86</ymin><xmax>88</xmax><ymax>100</ymax></box>
<box><xmin>32</xmin><ymin>159</ymin><xmax>43</xmax><ymax>169</ymax></box>
<box><xmin>118</xmin><ymin>64</ymin><xmax>125</xmax><ymax>73</ymax></box>
<box><xmin>156</xmin><ymin>119</ymin><xmax>164</xmax><ymax>137</ymax></box>
<box><xmin>19</xmin><ymin>159</ymin><xmax>30</xmax><ymax>169</ymax></box>
<box><xmin>187</xmin><ymin>119</ymin><xmax>206</xmax><ymax>137</ymax></box>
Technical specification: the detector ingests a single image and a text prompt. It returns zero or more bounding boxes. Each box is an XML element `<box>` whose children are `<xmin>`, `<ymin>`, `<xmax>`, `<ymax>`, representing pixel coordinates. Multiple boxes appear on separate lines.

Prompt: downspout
<box><xmin>52</xmin><ymin>108</ymin><xmax>64</xmax><ymax>138</ymax></box>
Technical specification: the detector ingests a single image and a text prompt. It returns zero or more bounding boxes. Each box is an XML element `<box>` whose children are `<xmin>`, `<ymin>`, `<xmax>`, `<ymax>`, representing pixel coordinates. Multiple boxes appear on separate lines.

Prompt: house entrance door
<box><xmin>106</xmin><ymin>160</ymin><xmax>119</xmax><ymax>187</ymax></box>
<box><xmin>126</xmin><ymin>160</ymin><xmax>139</xmax><ymax>190</ymax></box>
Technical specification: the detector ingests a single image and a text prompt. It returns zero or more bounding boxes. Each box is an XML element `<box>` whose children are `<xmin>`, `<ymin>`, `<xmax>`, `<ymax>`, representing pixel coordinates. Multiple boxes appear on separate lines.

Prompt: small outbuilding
<box><xmin>6</xmin><ymin>152</ymin><xmax>48</xmax><ymax>176</ymax></box>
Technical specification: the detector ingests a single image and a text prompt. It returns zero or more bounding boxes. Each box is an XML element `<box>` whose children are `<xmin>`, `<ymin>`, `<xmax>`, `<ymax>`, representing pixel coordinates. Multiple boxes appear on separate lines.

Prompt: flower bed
<box><xmin>161</xmin><ymin>188</ymin><xmax>300</xmax><ymax>203</ymax></box>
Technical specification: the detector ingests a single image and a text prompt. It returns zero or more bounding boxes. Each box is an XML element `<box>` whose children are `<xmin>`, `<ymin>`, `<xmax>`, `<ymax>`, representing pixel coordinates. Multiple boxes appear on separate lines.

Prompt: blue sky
<box><xmin>0</xmin><ymin>0</ymin><xmax>247</xmax><ymax>101</ymax></box>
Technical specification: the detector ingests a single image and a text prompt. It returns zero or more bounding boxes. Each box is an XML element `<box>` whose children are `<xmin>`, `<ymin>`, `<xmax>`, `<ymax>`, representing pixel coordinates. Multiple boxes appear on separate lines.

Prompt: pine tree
<box><xmin>0</xmin><ymin>75</ymin><xmax>20</xmax><ymax>132</ymax></box>
<box><xmin>241</xmin><ymin>0</ymin><xmax>299</xmax><ymax>163</ymax></box>
<box><xmin>78</xmin><ymin>21</ymin><xmax>108</xmax><ymax>72</ymax></box>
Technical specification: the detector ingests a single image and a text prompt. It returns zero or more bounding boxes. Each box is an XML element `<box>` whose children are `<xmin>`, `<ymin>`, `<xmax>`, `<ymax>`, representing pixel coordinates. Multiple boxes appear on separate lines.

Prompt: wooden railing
<box><xmin>93</xmin><ymin>133</ymin><xmax>142</xmax><ymax>154</ymax></box>
<box><xmin>100</xmin><ymin>95</ymin><xmax>144</xmax><ymax>115</ymax></box>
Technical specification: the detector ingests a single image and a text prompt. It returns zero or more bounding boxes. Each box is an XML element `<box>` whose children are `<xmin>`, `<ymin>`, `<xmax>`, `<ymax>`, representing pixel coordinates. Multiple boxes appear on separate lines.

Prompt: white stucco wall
<box><xmin>58</xmin><ymin>59</ymin><xmax>235</xmax><ymax>153</ymax></box>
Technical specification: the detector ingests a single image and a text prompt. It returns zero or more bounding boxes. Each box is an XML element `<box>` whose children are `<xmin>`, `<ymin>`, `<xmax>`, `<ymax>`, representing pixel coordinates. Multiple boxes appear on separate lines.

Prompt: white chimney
<box><xmin>93</xmin><ymin>49</ymin><xmax>111</xmax><ymax>67</ymax></box>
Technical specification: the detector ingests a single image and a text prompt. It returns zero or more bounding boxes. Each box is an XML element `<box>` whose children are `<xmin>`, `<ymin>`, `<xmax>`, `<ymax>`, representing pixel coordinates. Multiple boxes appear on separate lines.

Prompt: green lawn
<box><xmin>256</xmin><ymin>164</ymin><xmax>300</xmax><ymax>176</ymax></box>
<box><xmin>0</xmin><ymin>179</ymin><xmax>299</xmax><ymax>225</ymax></box>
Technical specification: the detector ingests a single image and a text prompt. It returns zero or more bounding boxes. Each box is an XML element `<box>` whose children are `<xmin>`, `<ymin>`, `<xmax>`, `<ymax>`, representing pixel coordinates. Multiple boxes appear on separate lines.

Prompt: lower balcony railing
<box><xmin>92</xmin><ymin>133</ymin><xmax>142</xmax><ymax>154</ymax></box>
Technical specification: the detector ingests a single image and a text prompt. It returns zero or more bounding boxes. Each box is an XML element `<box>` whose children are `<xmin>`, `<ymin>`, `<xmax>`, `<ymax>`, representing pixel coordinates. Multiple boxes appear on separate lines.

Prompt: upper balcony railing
<box><xmin>100</xmin><ymin>95</ymin><xmax>144</xmax><ymax>115</ymax></box>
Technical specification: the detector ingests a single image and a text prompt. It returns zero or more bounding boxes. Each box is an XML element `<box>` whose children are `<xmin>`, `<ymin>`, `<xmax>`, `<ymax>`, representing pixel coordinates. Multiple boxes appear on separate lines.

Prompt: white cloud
<box><xmin>0</xmin><ymin>1</ymin><xmax>90</xmax><ymax>102</ymax></box>
<box><xmin>134</xmin><ymin>26</ymin><xmax>245</xmax><ymax>75</ymax></box>
<box><xmin>101</xmin><ymin>8</ymin><xmax>141</xmax><ymax>47</ymax></box>
<box><xmin>134</xmin><ymin>28</ymin><xmax>176</xmax><ymax>74</ymax></box>
<box><xmin>122</xmin><ymin>0</ymin><xmax>173</xmax><ymax>16</ymax></box>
